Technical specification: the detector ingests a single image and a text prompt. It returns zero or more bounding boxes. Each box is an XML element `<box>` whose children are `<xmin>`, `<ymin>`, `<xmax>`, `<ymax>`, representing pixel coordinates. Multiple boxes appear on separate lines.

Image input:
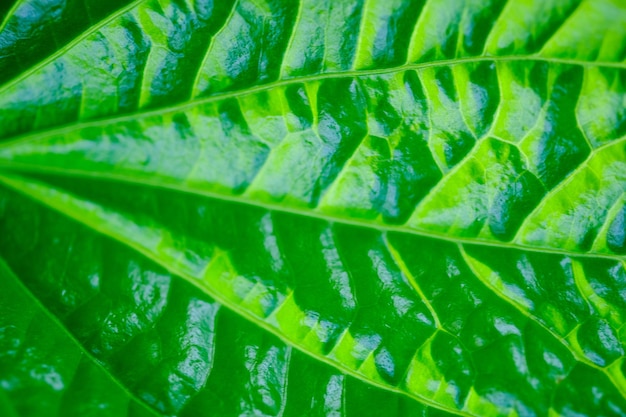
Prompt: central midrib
<box><xmin>0</xmin><ymin>162</ymin><xmax>623</xmax><ymax>264</ymax></box>
<box><xmin>1</xmin><ymin>54</ymin><xmax>625</xmax><ymax>148</ymax></box>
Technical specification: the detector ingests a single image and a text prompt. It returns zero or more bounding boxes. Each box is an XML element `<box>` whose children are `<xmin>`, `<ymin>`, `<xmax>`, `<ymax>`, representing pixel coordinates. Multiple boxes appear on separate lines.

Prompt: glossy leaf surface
<box><xmin>1</xmin><ymin>0</ymin><xmax>626</xmax><ymax>416</ymax></box>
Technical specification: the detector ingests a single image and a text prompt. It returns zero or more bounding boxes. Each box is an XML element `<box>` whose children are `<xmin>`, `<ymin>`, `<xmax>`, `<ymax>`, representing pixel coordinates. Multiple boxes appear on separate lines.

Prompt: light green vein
<box><xmin>382</xmin><ymin>234</ymin><xmax>441</xmax><ymax>329</ymax></box>
<box><xmin>1</xmin><ymin>141</ymin><xmax>625</xmax><ymax>263</ymax></box>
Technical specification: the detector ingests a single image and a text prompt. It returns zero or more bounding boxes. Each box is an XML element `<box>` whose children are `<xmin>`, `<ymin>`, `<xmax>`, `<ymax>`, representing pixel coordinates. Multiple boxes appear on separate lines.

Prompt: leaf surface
<box><xmin>1</xmin><ymin>0</ymin><xmax>626</xmax><ymax>416</ymax></box>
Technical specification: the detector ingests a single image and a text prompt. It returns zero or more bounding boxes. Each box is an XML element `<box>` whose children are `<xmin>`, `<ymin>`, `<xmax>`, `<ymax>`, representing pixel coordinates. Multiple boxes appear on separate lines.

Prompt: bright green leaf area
<box><xmin>1</xmin><ymin>0</ymin><xmax>626</xmax><ymax>416</ymax></box>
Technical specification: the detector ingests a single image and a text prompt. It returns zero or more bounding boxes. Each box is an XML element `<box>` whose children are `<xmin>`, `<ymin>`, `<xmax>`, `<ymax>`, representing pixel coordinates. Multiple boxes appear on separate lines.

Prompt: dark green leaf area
<box><xmin>0</xmin><ymin>182</ymin><xmax>456</xmax><ymax>417</ymax></box>
<box><xmin>577</xmin><ymin>318</ymin><xmax>624</xmax><ymax>367</ymax></box>
<box><xmin>607</xmin><ymin>204</ymin><xmax>626</xmax><ymax>254</ymax></box>
<box><xmin>0</xmin><ymin>261</ymin><xmax>155</xmax><ymax>417</ymax></box>
<box><xmin>553</xmin><ymin>365</ymin><xmax>626</xmax><ymax>417</ymax></box>
<box><xmin>3</xmin><ymin>174</ymin><xmax>626</xmax><ymax>416</ymax></box>
<box><xmin>180</xmin><ymin>310</ymin><xmax>439</xmax><ymax>417</ymax></box>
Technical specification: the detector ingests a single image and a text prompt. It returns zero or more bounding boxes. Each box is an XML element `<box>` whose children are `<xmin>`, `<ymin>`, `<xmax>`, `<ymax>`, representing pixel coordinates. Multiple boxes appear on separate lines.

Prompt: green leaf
<box><xmin>1</xmin><ymin>0</ymin><xmax>626</xmax><ymax>416</ymax></box>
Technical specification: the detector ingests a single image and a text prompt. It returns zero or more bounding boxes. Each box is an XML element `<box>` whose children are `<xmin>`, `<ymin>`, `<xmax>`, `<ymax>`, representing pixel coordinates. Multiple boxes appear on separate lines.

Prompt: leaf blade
<box><xmin>2</xmin><ymin>171</ymin><xmax>626</xmax><ymax>415</ymax></box>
